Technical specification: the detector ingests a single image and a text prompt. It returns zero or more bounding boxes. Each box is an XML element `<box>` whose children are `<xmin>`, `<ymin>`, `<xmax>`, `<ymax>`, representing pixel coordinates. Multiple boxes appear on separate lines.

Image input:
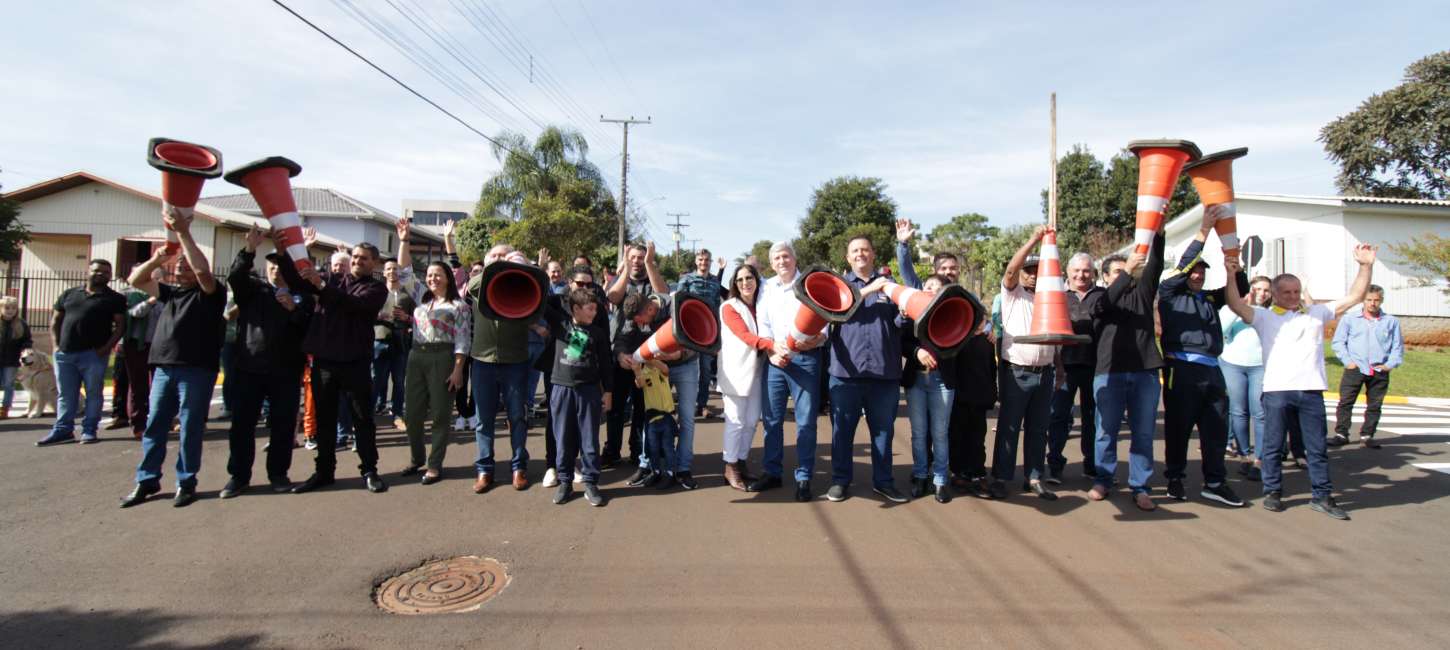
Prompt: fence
<box><xmin>0</xmin><ymin>265</ymin><xmax>226</xmax><ymax>333</ymax></box>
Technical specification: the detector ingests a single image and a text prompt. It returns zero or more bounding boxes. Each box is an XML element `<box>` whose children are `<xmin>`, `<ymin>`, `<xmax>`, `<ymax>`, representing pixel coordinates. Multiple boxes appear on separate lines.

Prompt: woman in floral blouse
<box><xmin>402</xmin><ymin>262</ymin><xmax>472</xmax><ymax>484</ymax></box>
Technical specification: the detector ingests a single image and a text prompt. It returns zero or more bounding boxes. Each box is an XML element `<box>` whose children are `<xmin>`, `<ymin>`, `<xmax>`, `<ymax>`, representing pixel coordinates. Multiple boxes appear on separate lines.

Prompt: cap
<box><xmin>264</xmin><ymin>252</ymin><xmax>286</xmax><ymax>263</ymax></box>
<box><xmin>1022</xmin><ymin>255</ymin><xmax>1040</xmax><ymax>269</ymax></box>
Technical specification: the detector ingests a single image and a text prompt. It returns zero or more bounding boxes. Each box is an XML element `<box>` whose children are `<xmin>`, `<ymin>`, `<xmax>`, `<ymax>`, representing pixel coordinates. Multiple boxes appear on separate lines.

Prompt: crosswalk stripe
<box><xmin>1413</xmin><ymin>463</ymin><xmax>1450</xmax><ymax>476</ymax></box>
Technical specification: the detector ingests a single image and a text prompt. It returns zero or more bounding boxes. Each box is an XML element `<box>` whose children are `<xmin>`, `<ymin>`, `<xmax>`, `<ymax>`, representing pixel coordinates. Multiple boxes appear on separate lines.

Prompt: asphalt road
<box><xmin>2</xmin><ymin>395</ymin><xmax>1448</xmax><ymax>649</ymax></box>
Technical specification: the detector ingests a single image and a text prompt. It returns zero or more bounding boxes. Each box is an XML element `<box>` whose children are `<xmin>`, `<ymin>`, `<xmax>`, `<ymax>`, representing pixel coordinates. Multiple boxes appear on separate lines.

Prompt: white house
<box><xmin>400</xmin><ymin>198</ymin><xmax>472</xmax><ymax>239</ymax></box>
<box><xmin>204</xmin><ymin>188</ymin><xmax>446</xmax><ymax>263</ymax></box>
<box><xmin>1148</xmin><ymin>193</ymin><xmax>1450</xmax><ymax>344</ymax></box>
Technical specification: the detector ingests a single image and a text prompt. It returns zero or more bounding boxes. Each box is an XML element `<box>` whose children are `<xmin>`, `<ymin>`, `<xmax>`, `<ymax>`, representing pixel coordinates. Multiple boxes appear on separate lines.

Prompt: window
<box><xmin>410</xmin><ymin>210</ymin><xmax>468</xmax><ymax>226</ymax></box>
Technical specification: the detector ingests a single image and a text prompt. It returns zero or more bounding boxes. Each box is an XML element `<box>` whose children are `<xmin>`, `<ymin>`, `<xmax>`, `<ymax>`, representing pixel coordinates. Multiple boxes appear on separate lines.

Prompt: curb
<box><xmin>1324</xmin><ymin>393</ymin><xmax>1450</xmax><ymax>407</ymax></box>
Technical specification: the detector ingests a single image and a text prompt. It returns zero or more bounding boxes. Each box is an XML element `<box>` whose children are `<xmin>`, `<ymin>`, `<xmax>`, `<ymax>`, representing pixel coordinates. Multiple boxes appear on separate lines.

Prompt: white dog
<box><xmin>17</xmin><ymin>349</ymin><xmax>58</xmax><ymax>418</ymax></box>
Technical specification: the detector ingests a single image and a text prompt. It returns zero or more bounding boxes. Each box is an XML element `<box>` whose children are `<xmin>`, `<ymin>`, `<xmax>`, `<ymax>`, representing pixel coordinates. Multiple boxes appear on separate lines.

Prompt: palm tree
<box><xmin>474</xmin><ymin>127</ymin><xmax>612</xmax><ymax>221</ymax></box>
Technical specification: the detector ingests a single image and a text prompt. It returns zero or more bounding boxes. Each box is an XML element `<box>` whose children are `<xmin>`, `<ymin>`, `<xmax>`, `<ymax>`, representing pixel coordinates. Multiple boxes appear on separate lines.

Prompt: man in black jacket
<box><xmin>220</xmin><ymin>225</ymin><xmax>314</xmax><ymax>497</ymax></box>
<box><xmin>1046</xmin><ymin>252</ymin><xmax>1101</xmax><ymax>483</ymax></box>
<box><xmin>1158</xmin><ymin>212</ymin><xmax>1249</xmax><ymax>507</ymax></box>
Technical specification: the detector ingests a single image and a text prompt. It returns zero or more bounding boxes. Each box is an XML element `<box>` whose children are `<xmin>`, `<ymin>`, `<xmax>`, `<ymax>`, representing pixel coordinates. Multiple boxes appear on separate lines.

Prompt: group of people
<box><xmin>21</xmin><ymin>206</ymin><xmax>1403</xmax><ymax>518</ymax></box>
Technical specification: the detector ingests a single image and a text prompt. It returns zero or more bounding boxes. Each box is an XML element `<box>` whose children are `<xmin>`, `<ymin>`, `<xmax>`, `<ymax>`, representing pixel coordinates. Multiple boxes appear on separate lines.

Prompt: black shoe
<box><xmin>1327</xmin><ymin>433</ymin><xmax>1349</xmax><ymax>447</ymax></box>
<box><xmin>826</xmin><ymin>484</ymin><xmax>848</xmax><ymax>502</ymax></box>
<box><xmin>795</xmin><ymin>480</ymin><xmax>812</xmax><ymax>502</ymax></box>
<box><xmin>910</xmin><ymin>477</ymin><xmax>931</xmax><ymax>499</ymax></box>
<box><xmin>172</xmin><ymin>487</ymin><xmax>197</xmax><ymax>508</ymax></box>
<box><xmin>963</xmin><ymin>478</ymin><xmax>989</xmax><ymax>499</ymax></box>
<box><xmin>269</xmin><ymin>477</ymin><xmax>294</xmax><ymax>493</ymax></box>
<box><xmin>291</xmin><ymin>474</ymin><xmax>335</xmax><ymax>494</ymax></box>
<box><xmin>1201</xmin><ymin>482</ymin><xmax>1246</xmax><ymax>507</ymax></box>
<box><xmin>552</xmin><ymin>483</ymin><xmax>573</xmax><ymax>504</ymax></box>
<box><xmin>364</xmin><ymin>472</ymin><xmax>388</xmax><ymax>493</ymax></box>
<box><xmin>747</xmin><ymin>474</ymin><xmax>782</xmax><ymax>493</ymax></box>
<box><xmin>1026</xmin><ymin>481</ymin><xmax>1058</xmax><ymax>501</ymax></box>
<box><xmin>1361</xmin><ymin>437</ymin><xmax>1382</xmax><ymax>450</ymax></box>
<box><xmin>676</xmin><ymin>472</ymin><xmax>698</xmax><ymax>490</ymax></box>
<box><xmin>1263</xmin><ymin>490</ymin><xmax>1284</xmax><ymax>512</ymax></box>
<box><xmin>987</xmin><ymin>480</ymin><xmax>1008</xmax><ymax>500</ymax></box>
<box><xmin>400</xmin><ymin>465</ymin><xmax>422</xmax><ymax>477</ymax></box>
<box><xmin>655</xmin><ymin>473</ymin><xmax>678</xmax><ymax>490</ymax></box>
<box><xmin>1165</xmin><ymin>478</ymin><xmax>1187</xmax><ymax>500</ymax></box>
<box><xmin>626</xmin><ymin>468</ymin><xmax>652</xmax><ymax>487</ymax></box>
<box><xmin>643</xmin><ymin>470</ymin><xmax>664</xmax><ymax>488</ymax></box>
<box><xmin>420</xmin><ymin>473</ymin><xmax>442</xmax><ymax>486</ymax></box>
<box><xmin>219</xmin><ymin>479</ymin><xmax>247</xmax><ymax>499</ymax></box>
<box><xmin>600</xmin><ymin>455</ymin><xmax>622</xmax><ymax>470</ymax></box>
<box><xmin>584</xmin><ymin>483</ymin><xmax>606</xmax><ymax>507</ymax></box>
<box><xmin>1246</xmin><ymin>465</ymin><xmax>1262</xmax><ymax>481</ymax></box>
<box><xmin>119</xmin><ymin>483</ymin><xmax>160</xmax><ymax>508</ymax></box>
<box><xmin>934</xmin><ymin>483</ymin><xmax>952</xmax><ymax>504</ymax></box>
<box><xmin>1310</xmin><ymin>495</ymin><xmax>1350</xmax><ymax>520</ymax></box>
<box><xmin>873</xmin><ymin>485</ymin><xmax>908</xmax><ymax>503</ymax></box>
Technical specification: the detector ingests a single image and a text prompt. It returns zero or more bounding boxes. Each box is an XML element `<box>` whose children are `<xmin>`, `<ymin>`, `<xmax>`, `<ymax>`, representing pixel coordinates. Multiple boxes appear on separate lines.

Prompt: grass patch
<box><xmin>1325</xmin><ymin>343</ymin><xmax>1450</xmax><ymax>398</ymax></box>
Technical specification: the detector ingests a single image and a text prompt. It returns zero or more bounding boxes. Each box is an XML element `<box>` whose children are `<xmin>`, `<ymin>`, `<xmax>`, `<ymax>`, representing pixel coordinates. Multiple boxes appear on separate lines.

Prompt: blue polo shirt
<box><xmin>827</xmin><ymin>271</ymin><xmax>904</xmax><ymax>381</ymax></box>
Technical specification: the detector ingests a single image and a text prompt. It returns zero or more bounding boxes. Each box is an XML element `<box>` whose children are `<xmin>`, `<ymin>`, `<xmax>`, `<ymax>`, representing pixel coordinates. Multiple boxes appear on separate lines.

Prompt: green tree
<box><xmin>452</xmin><ymin>214</ymin><xmax>509</xmax><ymax>262</ymax></box>
<box><xmin>491</xmin><ymin>178</ymin><xmax>619</xmax><ymax>266</ymax></box>
<box><xmin>1039</xmin><ymin>145</ymin><xmax>1107</xmax><ymax>255</ymax></box>
<box><xmin>0</xmin><ymin>196</ymin><xmax>30</xmax><ymax>262</ymax></box>
<box><xmin>1389</xmin><ymin>233</ymin><xmax>1450</xmax><ymax>295</ymax></box>
<box><xmin>795</xmin><ymin>176</ymin><xmax>897</xmax><ymax>268</ymax></box>
<box><xmin>748</xmin><ymin>239</ymin><xmax>774</xmax><ymax>276</ymax></box>
<box><xmin>833</xmin><ymin>222</ymin><xmax>894</xmax><ymax>275</ymax></box>
<box><xmin>1101</xmin><ymin>150</ymin><xmax>1198</xmax><ymax>254</ymax></box>
<box><xmin>925</xmin><ymin>212</ymin><xmax>998</xmax><ymax>289</ymax></box>
<box><xmin>968</xmin><ymin>223</ymin><xmax>1035</xmax><ymax>298</ymax></box>
<box><xmin>1320</xmin><ymin>51</ymin><xmax>1450</xmax><ymax>199</ymax></box>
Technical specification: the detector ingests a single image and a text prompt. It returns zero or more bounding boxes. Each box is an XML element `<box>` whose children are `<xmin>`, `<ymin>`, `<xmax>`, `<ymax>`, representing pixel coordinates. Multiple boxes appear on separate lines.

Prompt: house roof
<box><xmin>203</xmin><ymin>187</ymin><xmax>443</xmax><ymax>243</ymax></box>
<box><xmin>2</xmin><ymin>171</ymin><xmax>350</xmax><ymax>251</ymax></box>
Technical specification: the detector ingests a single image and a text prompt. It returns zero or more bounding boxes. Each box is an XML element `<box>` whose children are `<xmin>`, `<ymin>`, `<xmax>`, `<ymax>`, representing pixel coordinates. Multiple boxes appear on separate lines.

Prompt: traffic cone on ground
<box><xmin>1016</xmin><ymin>230</ymin><xmax>1090</xmax><ymax>345</ymax></box>
<box><xmin>782</xmin><ymin>266</ymin><xmax>861</xmax><ymax>352</ymax></box>
<box><xmin>880</xmin><ymin>282</ymin><xmax>983</xmax><ymax>358</ymax></box>
<box><xmin>1127</xmin><ymin>139</ymin><xmax>1201</xmax><ymax>255</ymax></box>
<box><xmin>224</xmin><ymin>157</ymin><xmax>312</xmax><ymax>273</ymax></box>
<box><xmin>633</xmin><ymin>292</ymin><xmax>722</xmax><ymax>363</ymax></box>
<box><xmin>1184</xmin><ymin>147</ymin><xmax>1249</xmax><ymax>260</ymax></box>
<box><xmin>147</xmin><ymin>138</ymin><xmax>223</xmax><ymax>253</ymax></box>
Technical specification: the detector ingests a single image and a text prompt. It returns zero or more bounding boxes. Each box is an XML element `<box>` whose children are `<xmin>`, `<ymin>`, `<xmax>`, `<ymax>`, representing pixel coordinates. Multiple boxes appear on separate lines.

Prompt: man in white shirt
<box><xmin>991</xmin><ymin>225</ymin><xmax>1059</xmax><ymax>501</ymax></box>
<box><xmin>1223</xmin><ymin>243</ymin><xmax>1376</xmax><ymax>520</ymax></box>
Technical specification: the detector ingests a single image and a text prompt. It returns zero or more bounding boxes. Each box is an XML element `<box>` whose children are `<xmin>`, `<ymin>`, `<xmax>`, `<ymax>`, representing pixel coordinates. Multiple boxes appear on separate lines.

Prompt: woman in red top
<box><xmin>717</xmin><ymin>264</ymin><xmax>774</xmax><ymax>490</ymax></box>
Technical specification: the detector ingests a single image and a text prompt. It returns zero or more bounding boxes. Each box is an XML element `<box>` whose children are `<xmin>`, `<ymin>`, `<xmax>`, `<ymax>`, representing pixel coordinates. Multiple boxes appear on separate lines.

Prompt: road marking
<box><xmin>1413</xmin><ymin>463</ymin><xmax>1450</xmax><ymax>476</ymax></box>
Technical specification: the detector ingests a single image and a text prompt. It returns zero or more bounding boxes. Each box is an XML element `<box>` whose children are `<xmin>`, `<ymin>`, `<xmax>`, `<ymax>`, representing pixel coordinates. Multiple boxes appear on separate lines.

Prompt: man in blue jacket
<box><xmin>1330</xmin><ymin>285</ymin><xmax>1403</xmax><ymax>449</ymax></box>
<box><xmin>1158</xmin><ymin>211</ymin><xmax>1249</xmax><ymax>507</ymax></box>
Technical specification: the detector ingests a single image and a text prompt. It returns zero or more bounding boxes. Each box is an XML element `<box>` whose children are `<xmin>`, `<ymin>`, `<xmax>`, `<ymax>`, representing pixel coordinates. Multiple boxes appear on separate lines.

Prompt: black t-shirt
<box><xmin>148</xmin><ymin>283</ymin><xmax>229</xmax><ymax>368</ymax></box>
<box><xmin>53</xmin><ymin>286</ymin><xmax>126</xmax><ymax>353</ymax></box>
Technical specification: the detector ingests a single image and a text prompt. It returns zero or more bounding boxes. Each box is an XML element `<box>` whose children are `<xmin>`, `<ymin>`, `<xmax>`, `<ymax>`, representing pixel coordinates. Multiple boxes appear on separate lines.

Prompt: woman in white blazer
<box><xmin>717</xmin><ymin>263</ymin><xmax>774</xmax><ymax>490</ymax></box>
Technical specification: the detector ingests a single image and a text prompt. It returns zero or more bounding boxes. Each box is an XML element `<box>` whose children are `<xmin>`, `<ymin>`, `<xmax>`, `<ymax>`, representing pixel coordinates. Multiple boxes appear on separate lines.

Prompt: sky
<box><xmin>2</xmin><ymin>1</ymin><xmax>1447</xmax><ymax>263</ymax></box>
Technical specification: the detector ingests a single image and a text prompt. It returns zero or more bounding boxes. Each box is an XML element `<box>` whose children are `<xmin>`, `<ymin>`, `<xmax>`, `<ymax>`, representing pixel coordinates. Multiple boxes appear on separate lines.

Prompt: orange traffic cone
<box><xmin>1127</xmin><ymin>139</ymin><xmax>1201</xmax><ymax>255</ymax></box>
<box><xmin>633</xmin><ymin>292</ymin><xmax>722</xmax><ymax>363</ymax></box>
<box><xmin>782</xmin><ymin>266</ymin><xmax>861</xmax><ymax>352</ymax></box>
<box><xmin>1184</xmin><ymin>147</ymin><xmax>1248</xmax><ymax>260</ymax></box>
<box><xmin>224</xmin><ymin>157</ymin><xmax>312</xmax><ymax>273</ymax></box>
<box><xmin>881</xmin><ymin>282</ymin><xmax>983</xmax><ymax>358</ymax></box>
<box><xmin>147</xmin><ymin>138</ymin><xmax>223</xmax><ymax>253</ymax></box>
<box><xmin>1016</xmin><ymin>231</ymin><xmax>1090</xmax><ymax>345</ymax></box>
<box><xmin>476</xmin><ymin>260</ymin><xmax>549</xmax><ymax>321</ymax></box>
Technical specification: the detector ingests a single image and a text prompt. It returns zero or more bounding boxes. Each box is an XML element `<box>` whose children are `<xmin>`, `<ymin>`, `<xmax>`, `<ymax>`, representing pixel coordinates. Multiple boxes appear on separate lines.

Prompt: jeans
<box><xmin>668</xmin><ymin>357</ymin><xmax>700</xmax><ymax>472</ymax></box>
<box><xmin>1335</xmin><ymin>368</ymin><xmax>1391</xmax><ymax>438</ymax></box>
<box><xmin>336</xmin><ymin>394</ymin><xmax>353</xmax><ymax>440</ymax></box>
<box><xmin>697</xmin><ymin>352</ymin><xmax>717</xmax><ymax>408</ymax></box>
<box><xmin>550</xmin><ymin>383</ymin><xmax>601</xmax><ymax>484</ymax></box>
<box><xmin>50</xmin><ymin>348</ymin><xmax>107</xmax><ymax>439</ymax></box>
<box><xmin>310</xmin><ymin>359</ymin><xmax>379</xmax><ymax>478</ymax></box>
<box><xmin>1092</xmin><ymin>370</ymin><xmax>1159</xmax><ymax>494</ymax></box>
<box><xmin>829</xmin><ymin>376</ymin><xmax>899</xmax><ymax>489</ymax></box>
<box><xmin>1220</xmin><ymin>361</ymin><xmax>1264</xmax><ymax>456</ymax></box>
<box><xmin>1047</xmin><ymin>365</ymin><xmax>1096</xmax><ymax>474</ymax></box>
<box><xmin>372</xmin><ymin>338</ymin><xmax>408</xmax><ymax>416</ymax></box>
<box><xmin>646</xmin><ymin>415</ymin><xmax>679</xmax><ymax>474</ymax></box>
<box><xmin>992</xmin><ymin>363</ymin><xmax>1053</xmax><ymax>483</ymax></box>
<box><xmin>1162</xmin><ymin>359</ymin><xmax>1229</xmax><ymax>485</ymax></box>
<box><xmin>1</xmin><ymin>365</ymin><xmax>16</xmax><ymax>410</ymax></box>
<box><xmin>1261</xmin><ymin>390</ymin><xmax>1333</xmax><ymax>498</ymax></box>
<box><xmin>136</xmin><ymin>366</ymin><xmax>217</xmax><ymax>490</ymax></box>
<box><xmin>472</xmin><ymin>360</ymin><xmax>529</xmax><ymax>475</ymax></box>
<box><xmin>760</xmin><ymin>350</ymin><xmax>821</xmax><ymax>482</ymax></box>
<box><xmin>227</xmin><ymin>368</ymin><xmax>301</xmax><ymax>483</ymax></box>
<box><xmin>906</xmin><ymin>370</ymin><xmax>954</xmax><ymax>486</ymax></box>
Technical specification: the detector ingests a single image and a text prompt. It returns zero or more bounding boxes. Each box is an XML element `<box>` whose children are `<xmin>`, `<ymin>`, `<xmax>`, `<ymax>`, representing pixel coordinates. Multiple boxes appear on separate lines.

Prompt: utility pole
<box><xmin>686</xmin><ymin>238</ymin><xmax>703</xmax><ymax>253</ymax></box>
<box><xmin>666</xmin><ymin>212</ymin><xmax>690</xmax><ymax>256</ymax></box>
<box><xmin>600</xmin><ymin>115</ymin><xmax>651</xmax><ymax>263</ymax></box>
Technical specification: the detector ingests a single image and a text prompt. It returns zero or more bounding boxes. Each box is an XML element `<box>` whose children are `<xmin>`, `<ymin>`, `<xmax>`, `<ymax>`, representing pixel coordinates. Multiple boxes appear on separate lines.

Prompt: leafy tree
<box><xmin>491</xmin><ymin>178</ymin><xmax>619</xmax><ymax>266</ymax></box>
<box><xmin>453</xmin><ymin>214</ymin><xmax>509</xmax><ymax>262</ymax></box>
<box><xmin>748</xmin><ymin>239</ymin><xmax>774</xmax><ymax>276</ymax></box>
<box><xmin>795</xmin><ymin>176</ymin><xmax>897</xmax><ymax>268</ymax></box>
<box><xmin>925</xmin><ymin>212</ymin><xmax>998</xmax><ymax>290</ymax></box>
<box><xmin>831</xmin><ymin>222</ymin><xmax>894</xmax><ymax>275</ymax></box>
<box><xmin>1389</xmin><ymin>233</ymin><xmax>1450</xmax><ymax>295</ymax></box>
<box><xmin>1101</xmin><ymin>150</ymin><xmax>1198</xmax><ymax>250</ymax></box>
<box><xmin>1039</xmin><ymin>145</ymin><xmax>1106</xmax><ymax>255</ymax></box>
<box><xmin>0</xmin><ymin>197</ymin><xmax>30</xmax><ymax>262</ymax></box>
<box><xmin>1320</xmin><ymin>51</ymin><xmax>1450</xmax><ymax>199</ymax></box>
<box><xmin>967</xmin><ymin>223</ymin><xmax>1035</xmax><ymax>298</ymax></box>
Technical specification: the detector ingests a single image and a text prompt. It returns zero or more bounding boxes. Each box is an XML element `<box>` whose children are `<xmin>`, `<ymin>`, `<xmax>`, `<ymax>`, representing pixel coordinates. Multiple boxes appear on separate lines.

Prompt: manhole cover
<box><xmin>375</xmin><ymin>556</ymin><xmax>510</xmax><ymax>615</ymax></box>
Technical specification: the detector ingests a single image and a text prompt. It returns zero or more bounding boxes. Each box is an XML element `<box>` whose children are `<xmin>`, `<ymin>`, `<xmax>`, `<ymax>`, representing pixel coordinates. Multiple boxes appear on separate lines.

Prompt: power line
<box><xmin>665</xmin><ymin>211</ymin><xmax>690</xmax><ymax>256</ymax></box>
<box><xmin>573</xmin><ymin>0</ymin><xmax>643</xmax><ymax>104</ymax></box>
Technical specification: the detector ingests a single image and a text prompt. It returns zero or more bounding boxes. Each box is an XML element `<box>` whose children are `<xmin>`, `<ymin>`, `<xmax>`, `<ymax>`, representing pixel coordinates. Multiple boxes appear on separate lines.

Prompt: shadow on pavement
<box><xmin>0</xmin><ymin>608</ymin><xmax>265</xmax><ymax>649</ymax></box>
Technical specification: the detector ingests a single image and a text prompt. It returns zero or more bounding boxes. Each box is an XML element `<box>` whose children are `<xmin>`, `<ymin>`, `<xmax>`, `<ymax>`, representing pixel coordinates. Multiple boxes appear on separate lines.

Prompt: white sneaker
<box><xmin>542</xmin><ymin>468</ymin><xmax>559</xmax><ymax>488</ymax></box>
<box><xmin>467</xmin><ymin>416</ymin><xmax>479</xmax><ymax>429</ymax></box>
<box><xmin>573</xmin><ymin>470</ymin><xmax>585</xmax><ymax>484</ymax></box>
<box><xmin>453</xmin><ymin>417</ymin><xmax>467</xmax><ymax>431</ymax></box>
<box><xmin>304</xmin><ymin>439</ymin><xmax>318</xmax><ymax>450</ymax></box>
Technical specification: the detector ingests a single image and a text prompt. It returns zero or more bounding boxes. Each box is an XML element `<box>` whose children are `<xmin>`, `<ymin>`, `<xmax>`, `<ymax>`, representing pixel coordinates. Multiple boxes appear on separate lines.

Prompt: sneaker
<box><xmin>219</xmin><ymin>479</ymin><xmax>247</xmax><ymax>499</ymax></box>
<box><xmin>573</xmin><ymin>471</ymin><xmax>585</xmax><ymax>484</ymax></box>
<box><xmin>626</xmin><ymin>468</ymin><xmax>652</xmax><ymax>487</ymax></box>
<box><xmin>676</xmin><ymin>472</ymin><xmax>698</xmax><ymax>490</ymax></box>
<box><xmin>826</xmin><ymin>484</ymin><xmax>848</xmax><ymax>502</ymax></box>
<box><xmin>1026</xmin><ymin>480</ymin><xmax>1058</xmax><ymax>501</ymax></box>
<box><xmin>79</xmin><ymin>433</ymin><xmax>99</xmax><ymax>445</ymax></box>
<box><xmin>1327</xmin><ymin>433</ymin><xmax>1349</xmax><ymax>447</ymax></box>
<box><xmin>644</xmin><ymin>470</ymin><xmax>665</xmax><ymax>488</ymax></box>
<box><xmin>1043</xmin><ymin>466</ymin><xmax>1062</xmax><ymax>485</ymax></box>
<box><xmin>453</xmin><ymin>417</ymin><xmax>468</xmax><ymax>431</ymax></box>
<box><xmin>467</xmin><ymin>416</ymin><xmax>479</xmax><ymax>429</ymax></box>
<box><xmin>1201</xmin><ymin>482</ymin><xmax>1245</xmax><ymax>507</ymax></box>
<box><xmin>36</xmin><ymin>432</ymin><xmax>78</xmax><ymax>447</ymax></box>
<box><xmin>336</xmin><ymin>437</ymin><xmax>352</xmax><ymax>452</ymax></box>
<box><xmin>654</xmin><ymin>473</ymin><xmax>678</xmax><ymax>490</ymax></box>
<box><xmin>583</xmin><ymin>483</ymin><xmax>606</xmax><ymax>507</ymax></box>
<box><xmin>304</xmin><ymin>439</ymin><xmax>318</xmax><ymax>451</ymax></box>
<box><xmin>873</xmin><ymin>485</ymin><xmax>908</xmax><ymax>503</ymax></box>
<box><xmin>1309</xmin><ymin>495</ymin><xmax>1350</xmax><ymax>520</ymax></box>
<box><xmin>986</xmin><ymin>480</ymin><xmax>1008</xmax><ymax>500</ymax></box>
<box><xmin>1166</xmin><ymin>478</ymin><xmax>1186</xmax><ymax>501</ymax></box>
<box><xmin>542</xmin><ymin>468</ymin><xmax>559</xmax><ymax>488</ymax></box>
<box><xmin>269</xmin><ymin>477</ymin><xmax>294</xmax><ymax>493</ymax></box>
<box><xmin>1262</xmin><ymin>490</ymin><xmax>1284</xmax><ymax>512</ymax></box>
<box><xmin>1360</xmin><ymin>436</ymin><xmax>1382</xmax><ymax>450</ymax></box>
<box><xmin>553</xmin><ymin>483</ymin><xmax>573</xmax><ymax>504</ymax></box>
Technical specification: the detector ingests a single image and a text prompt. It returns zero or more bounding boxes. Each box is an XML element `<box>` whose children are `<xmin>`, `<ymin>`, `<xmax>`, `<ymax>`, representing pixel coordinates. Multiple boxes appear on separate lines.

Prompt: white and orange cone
<box><xmin>1184</xmin><ymin>147</ymin><xmax>1248</xmax><ymax>260</ymax></box>
<box><xmin>1016</xmin><ymin>231</ymin><xmax>1089</xmax><ymax>346</ymax></box>
<box><xmin>147</xmin><ymin>138</ymin><xmax>223</xmax><ymax>254</ymax></box>
<box><xmin>1127</xmin><ymin>139</ymin><xmax>1201</xmax><ymax>255</ymax></box>
<box><xmin>224</xmin><ymin>157</ymin><xmax>312</xmax><ymax>274</ymax></box>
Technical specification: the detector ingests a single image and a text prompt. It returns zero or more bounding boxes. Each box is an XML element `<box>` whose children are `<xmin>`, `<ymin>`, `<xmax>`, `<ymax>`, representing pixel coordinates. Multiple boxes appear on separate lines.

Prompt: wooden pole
<box><xmin>1049</xmin><ymin>92</ymin><xmax>1058</xmax><ymax>230</ymax></box>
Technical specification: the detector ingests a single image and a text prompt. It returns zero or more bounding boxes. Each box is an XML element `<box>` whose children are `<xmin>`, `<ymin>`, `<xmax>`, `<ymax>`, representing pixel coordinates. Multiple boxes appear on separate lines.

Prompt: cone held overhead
<box><xmin>1127</xmin><ymin>139</ymin><xmax>1201</xmax><ymax>255</ymax></box>
<box><xmin>1184</xmin><ymin>147</ymin><xmax>1249</xmax><ymax>260</ymax></box>
<box><xmin>633</xmin><ymin>292</ymin><xmax>722</xmax><ymax>364</ymax></box>
<box><xmin>880</xmin><ymin>281</ymin><xmax>983</xmax><ymax>358</ymax></box>
<box><xmin>224</xmin><ymin>156</ymin><xmax>312</xmax><ymax>274</ymax></box>
<box><xmin>147</xmin><ymin>137</ymin><xmax>223</xmax><ymax>253</ymax></box>
<box><xmin>781</xmin><ymin>266</ymin><xmax>861</xmax><ymax>352</ymax></box>
<box><xmin>1016</xmin><ymin>230</ymin><xmax>1089</xmax><ymax>345</ymax></box>
<box><xmin>475</xmin><ymin>260</ymin><xmax>550</xmax><ymax>321</ymax></box>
